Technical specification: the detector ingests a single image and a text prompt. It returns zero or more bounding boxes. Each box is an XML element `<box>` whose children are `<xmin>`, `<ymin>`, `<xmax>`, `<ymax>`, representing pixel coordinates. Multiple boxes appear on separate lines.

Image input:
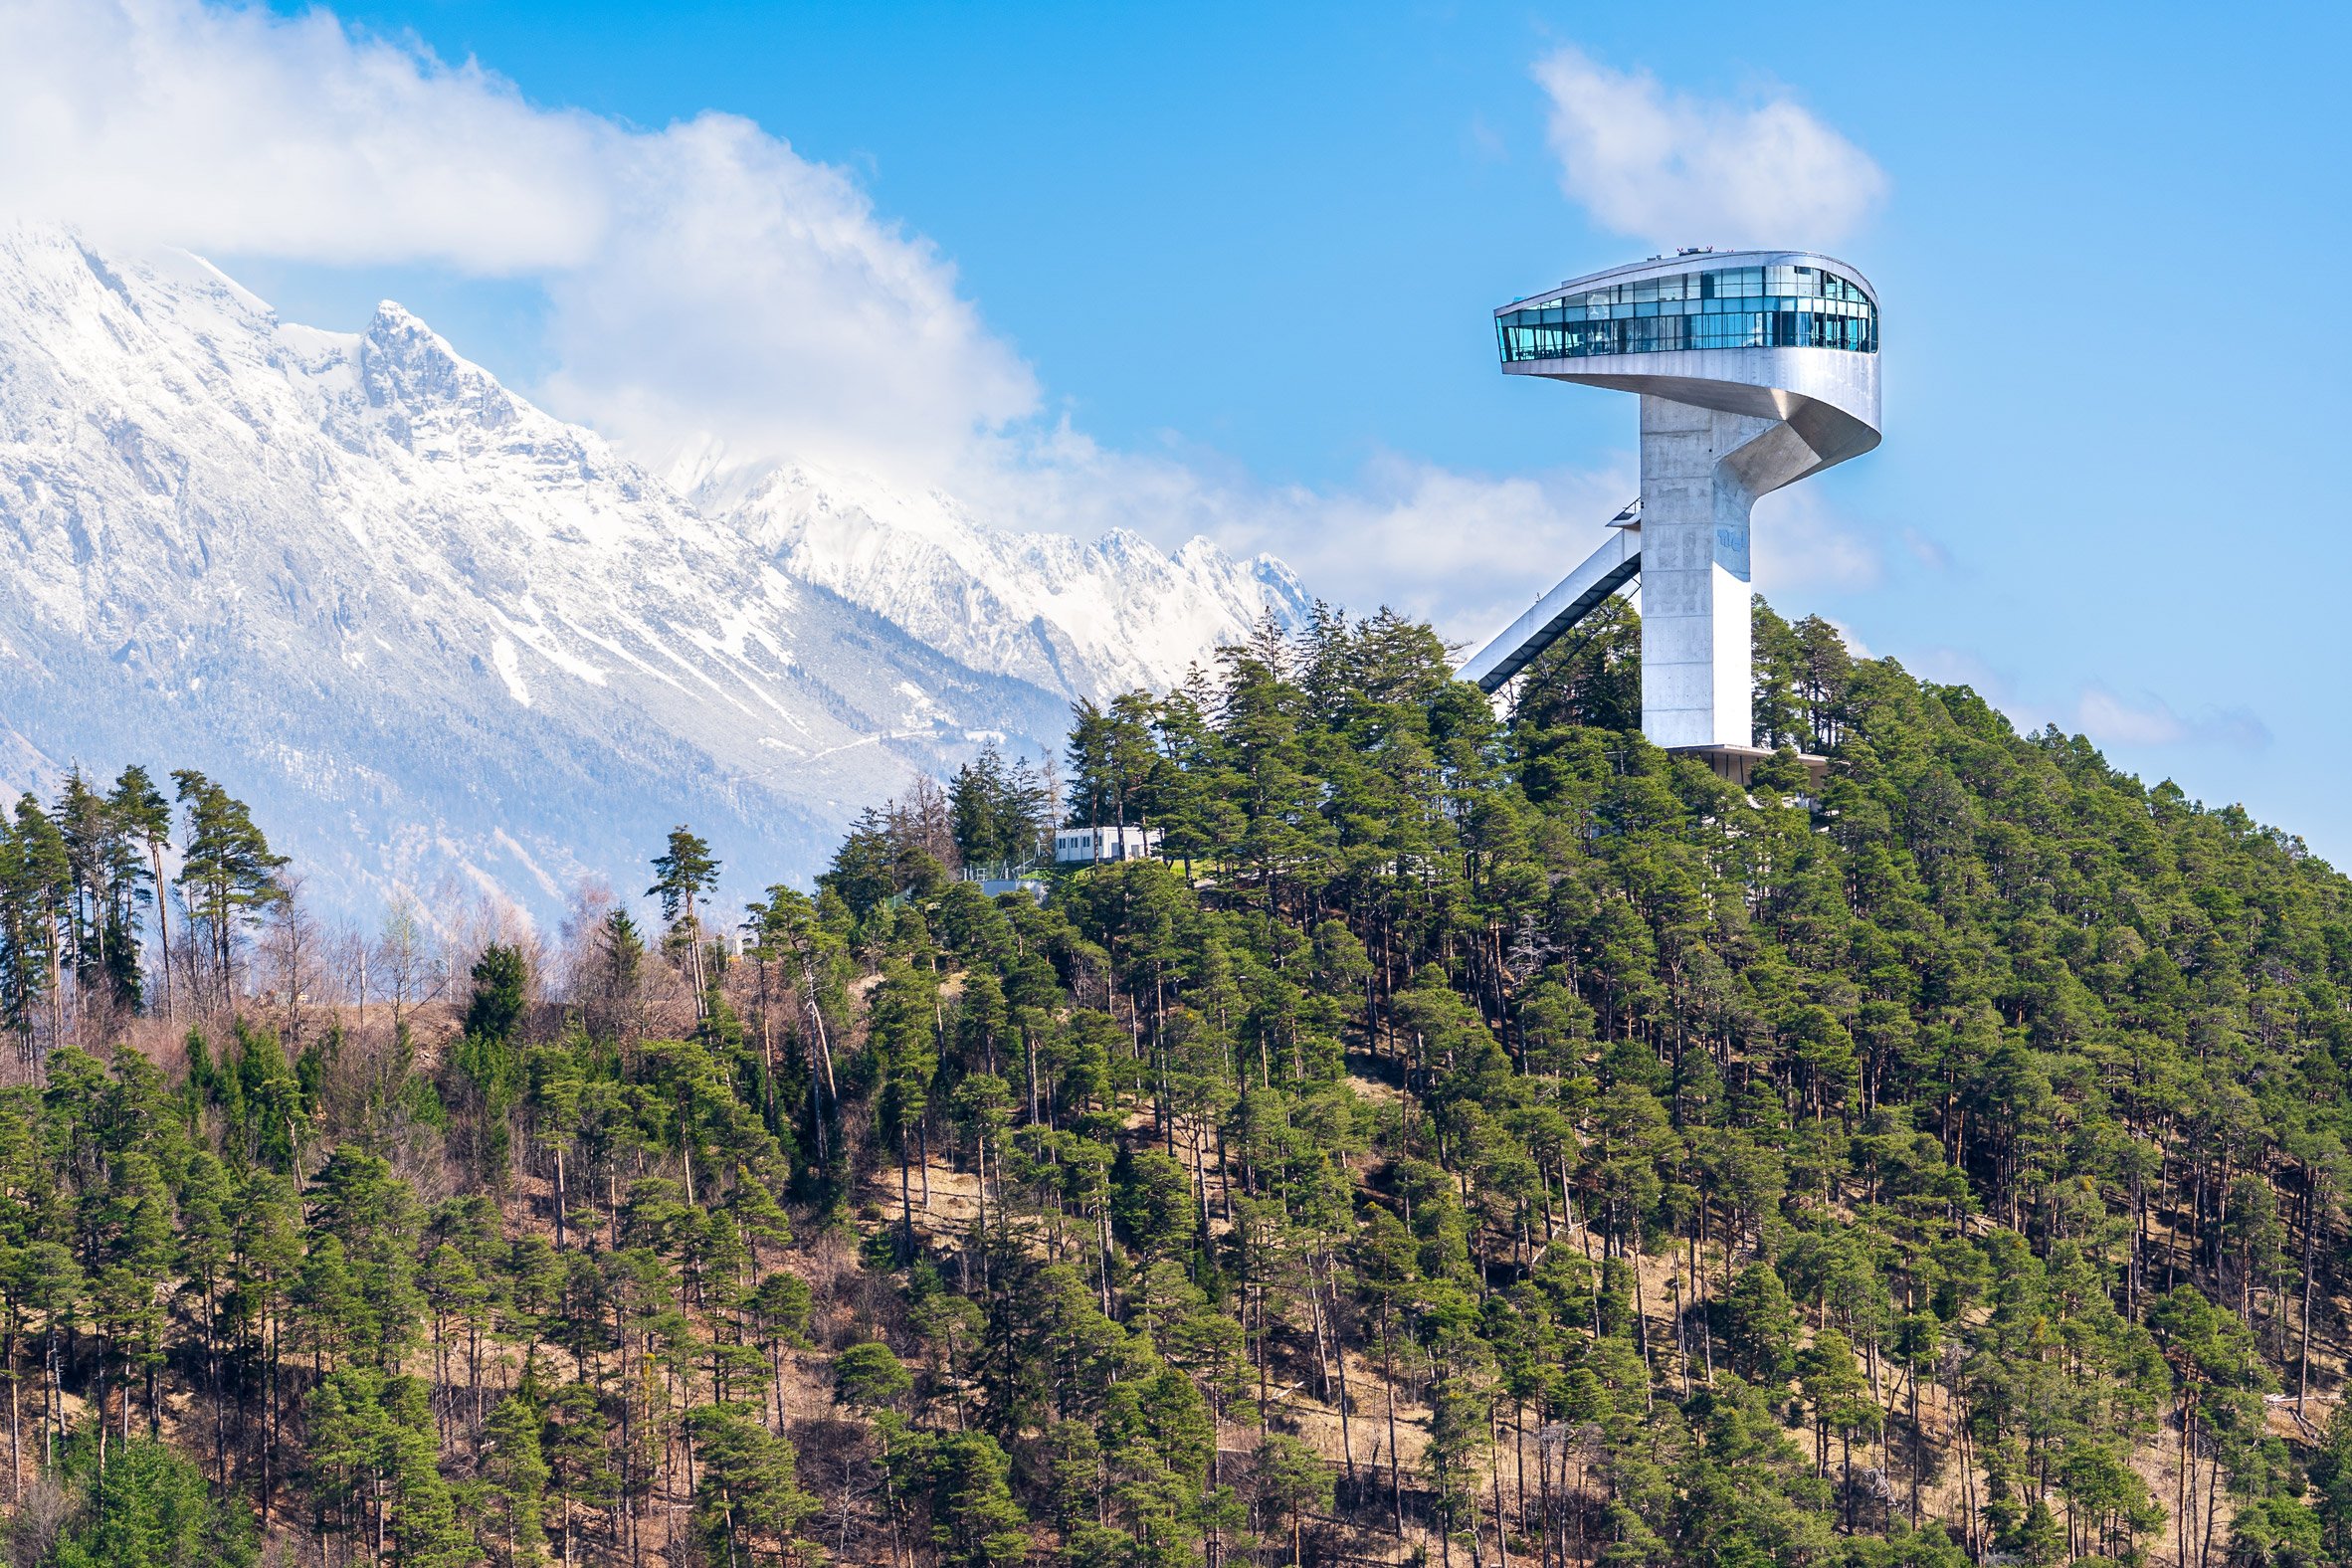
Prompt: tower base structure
<box><xmin>1670</xmin><ymin>744</ymin><xmax>1830</xmax><ymax>792</ymax></box>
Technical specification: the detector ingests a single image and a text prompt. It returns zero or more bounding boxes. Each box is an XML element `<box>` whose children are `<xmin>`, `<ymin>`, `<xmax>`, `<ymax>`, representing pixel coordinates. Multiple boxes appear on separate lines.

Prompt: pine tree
<box><xmin>9</xmin><ymin>796</ymin><xmax>70</xmax><ymax>1058</ymax></box>
<box><xmin>650</xmin><ymin>827</ymin><xmax>721</xmax><ymax>1009</ymax></box>
<box><xmin>480</xmin><ymin>1394</ymin><xmax>550</xmax><ymax>1567</ymax></box>
<box><xmin>169</xmin><ymin>772</ymin><xmax>285</xmax><ymax>1016</ymax></box>
<box><xmin>108</xmin><ymin>765</ymin><xmax>173</xmax><ymax>1018</ymax></box>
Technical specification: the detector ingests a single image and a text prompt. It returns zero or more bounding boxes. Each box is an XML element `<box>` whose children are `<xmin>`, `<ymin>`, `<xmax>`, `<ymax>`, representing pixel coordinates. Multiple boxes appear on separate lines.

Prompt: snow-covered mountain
<box><xmin>684</xmin><ymin>459</ymin><xmax>1305</xmax><ymax>700</ymax></box>
<box><xmin>0</xmin><ymin>225</ymin><xmax>1305</xmax><ymax>919</ymax></box>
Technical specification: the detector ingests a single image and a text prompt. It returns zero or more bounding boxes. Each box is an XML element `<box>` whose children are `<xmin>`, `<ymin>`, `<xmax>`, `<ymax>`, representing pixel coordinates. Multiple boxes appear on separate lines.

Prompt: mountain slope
<box><xmin>686</xmin><ymin>458</ymin><xmax>1309</xmax><ymax>699</ymax></box>
<box><xmin>0</xmin><ymin>226</ymin><xmax>1299</xmax><ymax>918</ymax></box>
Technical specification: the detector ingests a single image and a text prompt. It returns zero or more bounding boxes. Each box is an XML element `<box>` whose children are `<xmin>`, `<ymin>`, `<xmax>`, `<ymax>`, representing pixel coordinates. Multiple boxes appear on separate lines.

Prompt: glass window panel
<box><xmin>1496</xmin><ymin>264</ymin><xmax>1874</xmax><ymax>360</ymax></box>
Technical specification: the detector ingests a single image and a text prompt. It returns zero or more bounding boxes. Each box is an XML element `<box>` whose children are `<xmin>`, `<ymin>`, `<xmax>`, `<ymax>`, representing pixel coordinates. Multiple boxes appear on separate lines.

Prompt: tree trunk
<box><xmin>1384</xmin><ymin>1313</ymin><xmax>1405</xmax><ymax>1537</ymax></box>
<box><xmin>150</xmin><ymin>847</ymin><xmax>173</xmax><ymax>1021</ymax></box>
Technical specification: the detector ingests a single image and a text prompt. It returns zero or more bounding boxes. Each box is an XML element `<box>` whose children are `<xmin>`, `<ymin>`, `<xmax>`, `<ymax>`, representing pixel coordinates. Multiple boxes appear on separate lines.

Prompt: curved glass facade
<box><xmin>1497</xmin><ymin>261</ymin><xmax>1876</xmax><ymax>363</ymax></box>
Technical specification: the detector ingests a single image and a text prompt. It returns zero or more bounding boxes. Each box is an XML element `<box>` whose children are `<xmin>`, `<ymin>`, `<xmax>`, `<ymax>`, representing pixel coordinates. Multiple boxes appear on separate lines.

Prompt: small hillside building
<box><xmin>1054</xmin><ymin>825</ymin><xmax>1162</xmax><ymax>865</ymax></box>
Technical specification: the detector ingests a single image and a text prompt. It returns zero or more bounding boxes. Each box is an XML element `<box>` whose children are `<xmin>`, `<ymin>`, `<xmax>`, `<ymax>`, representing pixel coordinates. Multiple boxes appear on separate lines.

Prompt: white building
<box><xmin>1464</xmin><ymin>250</ymin><xmax>1880</xmax><ymax>784</ymax></box>
<box><xmin>1054</xmin><ymin>825</ymin><xmax>1163</xmax><ymax>865</ymax></box>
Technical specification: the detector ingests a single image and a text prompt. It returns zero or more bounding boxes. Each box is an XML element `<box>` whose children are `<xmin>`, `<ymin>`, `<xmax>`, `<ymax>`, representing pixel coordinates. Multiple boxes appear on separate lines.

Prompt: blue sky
<box><xmin>11</xmin><ymin>1</ymin><xmax>2351</xmax><ymax>858</ymax></box>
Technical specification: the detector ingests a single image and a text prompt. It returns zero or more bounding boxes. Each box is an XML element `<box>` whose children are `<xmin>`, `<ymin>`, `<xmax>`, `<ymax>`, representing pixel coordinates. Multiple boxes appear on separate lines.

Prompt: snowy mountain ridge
<box><xmin>0</xmin><ymin>224</ymin><xmax>1306</xmax><ymax>919</ymax></box>
<box><xmin>703</xmin><ymin>462</ymin><xmax>1306</xmax><ymax>701</ymax></box>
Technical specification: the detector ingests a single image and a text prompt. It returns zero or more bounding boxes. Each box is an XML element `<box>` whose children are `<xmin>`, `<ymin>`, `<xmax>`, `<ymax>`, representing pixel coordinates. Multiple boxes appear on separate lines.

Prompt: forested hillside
<box><xmin>0</xmin><ymin>598</ymin><xmax>2347</xmax><ymax>1568</ymax></box>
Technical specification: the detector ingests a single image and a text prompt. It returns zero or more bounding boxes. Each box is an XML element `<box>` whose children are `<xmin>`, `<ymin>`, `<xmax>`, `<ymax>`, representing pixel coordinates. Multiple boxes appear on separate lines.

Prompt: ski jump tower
<box><xmin>1463</xmin><ymin>249</ymin><xmax>1880</xmax><ymax>784</ymax></box>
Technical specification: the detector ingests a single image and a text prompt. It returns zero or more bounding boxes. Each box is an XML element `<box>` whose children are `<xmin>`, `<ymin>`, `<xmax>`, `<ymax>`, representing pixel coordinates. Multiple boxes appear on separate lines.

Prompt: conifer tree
<box><xmin>169</xmin><ymin>772</ymin><xmax>285</xmax><ymax>1016</ymax></box>
<box><xmin>650</xmin><ymin>826</ymin><xmax>720</xmax><ymax>1007</ymax></box>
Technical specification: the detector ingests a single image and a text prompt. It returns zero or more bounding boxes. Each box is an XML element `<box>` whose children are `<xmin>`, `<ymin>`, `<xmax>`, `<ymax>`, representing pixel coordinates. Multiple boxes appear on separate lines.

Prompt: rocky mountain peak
<box><xmin>0</xmin><ymin>226</ymin><xmax>1307</xmax><ymax>919</ymax></box>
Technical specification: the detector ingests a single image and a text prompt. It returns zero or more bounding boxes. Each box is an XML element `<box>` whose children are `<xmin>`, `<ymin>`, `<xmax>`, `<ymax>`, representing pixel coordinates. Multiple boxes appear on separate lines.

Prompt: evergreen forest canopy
<box><xmin>0</xmin><ymin>597</ymin><xmax>2347</xmax><ymax>1568</ymax></box>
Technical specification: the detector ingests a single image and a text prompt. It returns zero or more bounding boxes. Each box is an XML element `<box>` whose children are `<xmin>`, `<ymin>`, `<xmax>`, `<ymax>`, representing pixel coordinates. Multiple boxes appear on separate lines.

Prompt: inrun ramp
<box><xmin>1461</xmin><ymin>501</ymin><xmax>1641</xmax><ymax>692</ymax></box>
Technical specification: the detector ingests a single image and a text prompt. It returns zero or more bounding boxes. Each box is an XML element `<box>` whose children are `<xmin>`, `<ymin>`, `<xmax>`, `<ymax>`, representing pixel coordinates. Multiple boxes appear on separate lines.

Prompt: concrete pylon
<box><xmin>1638</xmin><ymin>394</ymin><xmax>1837</xmax><ymax>748</ymax></box>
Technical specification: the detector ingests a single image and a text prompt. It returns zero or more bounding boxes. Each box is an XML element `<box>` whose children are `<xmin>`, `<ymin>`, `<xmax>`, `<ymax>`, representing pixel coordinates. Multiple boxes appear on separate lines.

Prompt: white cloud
<box><xmin>1909</xmin><ymin>647</ymin><xmax>2012</xmax><ymax>697</ymax></box>
<box><xmin>1842</xmin><ymin>652</ymin><xmax>2267</xmax><ymax>758</ymax></box>
<box><xmin>1532</xmin><ymin>47</ymin><xmax>1886</xmax><ymax>249</ymax></box>
<box><xmin>0</xmin><ymin>0</ymin><xmax>1035</xmax><ymax>477</ymax></box>
<box><xmin>0</xmin><ymin>3</ymin><xmax>603</xmax><ymax>271</ymax></box>
<box><xmin>1276</xmin><ymin>457</ymin><xmax>1637</xmax><ymax>645</ymax></box>
<box><xmin>534</xmin><ymin>113</ymin><xmax>1037</xmax><ymax>475</ymax></box>
<box><xmin>945</xmin><ymin>432</ymin><xmax>1640</xmax><ymax>646</ymax></box>
<box><xmin>1902</xmin><ymin>526</ymin><xmax>1954</xmax><ymax>572</ymax></box>
<box><xmin>1748</xmin><ymin>490</ymin><xmax>1883</xmax><ymax>600</ymax></box>
<box><xmin>1817</xmin><ymin>618</ymin><xmax>1871</xmax><ymax>661</ymax></box>
<box><xmin>1877</xmin><ymin>655</ymin><xmax>2269</xmax><ymax>756</ymax></box>
<box><xmin>2074</xmin><ymin>686</ymin><xmax>2269</xmax><ymax>752</ymax></box>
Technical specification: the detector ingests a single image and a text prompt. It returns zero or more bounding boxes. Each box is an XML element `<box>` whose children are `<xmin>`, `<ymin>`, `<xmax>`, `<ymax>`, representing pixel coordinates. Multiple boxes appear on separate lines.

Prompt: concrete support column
<box><xmin>1637</xmin><ymin>394</ymin><xmax>1772</xmax><ymax>750</ymax></box>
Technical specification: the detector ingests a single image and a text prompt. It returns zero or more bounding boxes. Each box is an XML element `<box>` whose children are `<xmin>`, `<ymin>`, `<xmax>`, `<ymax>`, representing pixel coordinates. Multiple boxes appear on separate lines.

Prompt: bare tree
<box><xmin>557</xmin><ymin>880</ymin><xmax>662</xmax><ymax>1044</ymax></box>
<box><xmin>317</xmin><ymin>919</ymin><xmax>368</xmax><ymax>1034</ymax></box>
<box><xmin>371</xmin><ymin>894</ymin><xmax>446</xmax><ymax>1036</ymax></box>
<box><xmin>889</xmin><ymin>775</ymin><xmax>959</xmax><ymax>873</ymax></box>
<box><xmin>169</xmin><ymin>889</ymin><xmax>216</xmax><ymax>1025</ymax></box>
<box><xmin>435</xmin><ymin>878</ymin><xmax>542</xmax><ymax>1006</ymax></box>
<box><xmin>555</xmin><ymin>882</ymin><xmax>622</xmax><ymax>1002</ymax></box>
<box><xmin>257</xmin><ymin>874</ymin><xmax>324</xmax><ymax>1053</ymax></box>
